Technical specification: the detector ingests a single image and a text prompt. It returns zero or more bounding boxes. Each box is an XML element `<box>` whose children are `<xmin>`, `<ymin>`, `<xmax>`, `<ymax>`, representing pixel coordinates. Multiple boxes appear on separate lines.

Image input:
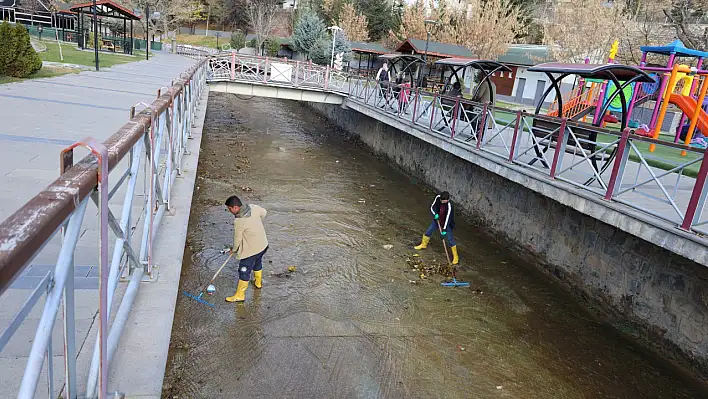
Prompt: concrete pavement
<box><xmin>0</xmin><ymin>52</ymin><xmax>202</xmax><ymax>398</ymax></box>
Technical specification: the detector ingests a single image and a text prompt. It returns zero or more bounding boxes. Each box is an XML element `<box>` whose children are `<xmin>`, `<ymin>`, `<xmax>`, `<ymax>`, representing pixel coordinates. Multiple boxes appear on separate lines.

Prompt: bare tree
<box><xmin>338</xmin><ymin>3</ymin><xmax>368</xmax><ymax>42</ymax></box>
<box><xmin>543</xmin><ymin>0</ymin><xmax>629</xmax><ymax>63</ymax></box>
<box><xmin>246</xmin><ymin>0</ymin><xmax>281</xmax><ymax>54</ymax></box>
<box><xmin>446</xmin><ymin>0</ymin><xmax>522</xmax><ymax>60</ymax></box>
<box><xmin>662</xmin><ymin>0</ymin><xmax>708</xmax><ymax>51</ymax></box>
<box><xmin>618</xmin><ymin>0</ymin><xmax>675</xmax><ymax>65</ymax></box>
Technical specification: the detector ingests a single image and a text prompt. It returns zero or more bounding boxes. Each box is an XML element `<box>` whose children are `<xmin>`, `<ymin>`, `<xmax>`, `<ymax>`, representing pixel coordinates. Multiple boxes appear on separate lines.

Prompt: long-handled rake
<box><xmin>182</xmin><ymin>252</ymin><xmax>235</xmax><ymax>307</ymax></box>
<box><xmin>436</xmin><ymin>220</ymin><xmax>470</xmax><ymax>288</ymax></box>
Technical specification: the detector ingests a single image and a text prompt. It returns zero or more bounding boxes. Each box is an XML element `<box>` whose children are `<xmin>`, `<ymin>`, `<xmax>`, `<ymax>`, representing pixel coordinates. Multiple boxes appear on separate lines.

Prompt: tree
<box><xmin>292</xmin><ymin>10</ymin><xmax>326</xmax><ymax>59</ymax></box>
<box><xmin>310</xmin><ymin>29</ymin><xmax>351</xmax><ymax>65</ymax></box>
<box><xmin>617</xmin><ymin>0</ymin><xmax>675</xmax><ymax>65</ymax></box>
<box><xmin>230</xmin><ymin>30</ymin><xmax>246</xmax><ymax>50</ymax></box>
<box><xmin>446</xmin><ymin>0</ymin><xmax>522</xmax><ymax>60</ymax></box>
<box><xmin>0</xmin><ymin>22</ymin><xmax>42</xmax><ymax>78</ymax></box>
<box><xmin>224</xmin><ymin>0</ymin><xmax>251</xmax><ymax>31</ymax></box>
<box><xmin>662</xmin><ymin>0</ymin><xmax>708</xmax><ymax>51</ymax></box>
<box><xmin>321</xmin><ymin>0</ymin><xmax>348</xmax><ymax>22</ymax></box>
<box><xmin>357</xmin><ymin>0</ymin><xmax>398</xmax><ymax>41</ymax></box>
<box><xmin>338</xmin><ymin>3</ymin><xmax>368</xmax><ymax>42</ymax></box>
<box><xmin>542</xmin><ymin>0</ymin><xmax>629</xmax><ymax>63</ymax></box>
<box><xmin>245</xmin><ymin>0</ymin><xmax>281</xmax><ymax>55</ymax></box>
<box><xmin>264</xmin><ymin>36</ymin><xmax>281</xmax><ymax>56</ymax></box>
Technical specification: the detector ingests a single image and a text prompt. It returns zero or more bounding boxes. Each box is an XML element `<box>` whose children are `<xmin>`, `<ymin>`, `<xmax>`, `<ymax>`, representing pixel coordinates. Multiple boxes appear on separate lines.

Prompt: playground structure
<box><xmin>545</xmin><ymin>40</ymin><xmax>708</xmax><ymax>153</ymax></box>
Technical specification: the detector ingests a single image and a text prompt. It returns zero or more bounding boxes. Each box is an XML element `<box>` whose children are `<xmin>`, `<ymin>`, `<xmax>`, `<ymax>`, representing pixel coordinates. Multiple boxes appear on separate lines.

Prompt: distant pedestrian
<box><xmin>376</xmin><ymin>62</ymin><xmax>392</xmax><ymax>106</ymax></box>
<box><xmin>224</xmin><ymin>195</ymin><xmax>268</xmax><ymax>303</ymax></box>
<box><xmin>414</xmin><ymin>191</ymin><xmax>458</xmax><ymax>264</ymax></box>
<box><xmin>398</xmin><ymin>76</ymin><xmax>411</xmax><ymax>114</ymax></box>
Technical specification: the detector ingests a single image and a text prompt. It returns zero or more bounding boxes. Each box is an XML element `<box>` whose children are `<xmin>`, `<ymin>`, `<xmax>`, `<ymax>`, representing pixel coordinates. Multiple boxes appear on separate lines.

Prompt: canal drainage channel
<box><xmin>162</xmin><ymin>93</ymin><xmax>708</xmax><ymax>398</ymax></box>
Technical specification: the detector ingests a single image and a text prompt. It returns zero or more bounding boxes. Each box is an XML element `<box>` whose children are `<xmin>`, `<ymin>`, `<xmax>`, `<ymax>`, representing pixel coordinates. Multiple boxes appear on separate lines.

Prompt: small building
<box><xmin>496</xmin><ymin>44</ymin><xmax>574</xmax><ymax>106</ymax></box>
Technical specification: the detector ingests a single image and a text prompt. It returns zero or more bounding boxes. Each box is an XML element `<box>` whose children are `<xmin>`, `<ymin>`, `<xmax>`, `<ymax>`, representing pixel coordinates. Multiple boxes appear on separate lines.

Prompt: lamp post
<box><xmin>142</xmin><ymin>7</ymin><xmax>160</xmax><ymax>61</ymax></box>
<box><xmin>216</xmin><ymin>31</ymin><xmax>221</xmax><ymax>50</ymax></box>
<box><xmin>327</xmin><ymin>25</ymin><xmax>342</xmax><ymax>68</ymax></box>
<box><xmin>423</xmin><ymin>19</ymin><xmax>439</xmax><ymax>63</ymax></box>
<box><xmin>93</xmin><ymin>0</ymin><xmax>99</xmax><ymax>71</ymax></box>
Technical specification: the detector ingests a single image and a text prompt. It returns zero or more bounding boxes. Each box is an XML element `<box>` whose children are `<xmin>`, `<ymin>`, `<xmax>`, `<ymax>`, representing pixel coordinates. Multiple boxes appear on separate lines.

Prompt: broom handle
<box><xmin>201</xmin><ymin>251</ymin><xmax>235</xmax><ymax>292</ymax></box>
<box><xmin>436</xmin><ymin>220</ymin><xmax>452</xmax><ymax>266</ymax></box>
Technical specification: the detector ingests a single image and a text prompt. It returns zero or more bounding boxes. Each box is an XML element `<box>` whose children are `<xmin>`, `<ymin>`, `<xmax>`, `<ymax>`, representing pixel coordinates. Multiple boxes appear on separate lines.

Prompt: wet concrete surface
<box><xmin>162</xmin><ymin>93</ymin><xmax>708</xmax><ymax>398</ymax></box>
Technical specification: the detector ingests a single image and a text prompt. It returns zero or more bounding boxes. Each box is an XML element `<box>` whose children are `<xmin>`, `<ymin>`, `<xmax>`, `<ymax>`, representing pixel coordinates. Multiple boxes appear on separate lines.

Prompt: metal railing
<box><xmin>0</xmin><ymin>59</ymin><xmax>208</xmax><ymax>398</ymax></box>
<box><xmin>206</xmin><ymin>51</ymin><xmax>348</xmax><ymax>93</ymax></box>
<box><xmin>347</xmin><ymin>76</ymin><xmax>708</xmax><ymax>237</ymax></box>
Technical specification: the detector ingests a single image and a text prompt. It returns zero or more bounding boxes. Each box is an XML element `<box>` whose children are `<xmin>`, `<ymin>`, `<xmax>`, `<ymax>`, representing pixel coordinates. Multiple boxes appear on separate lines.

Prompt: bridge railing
<box><xmin>207</xmin><ymin>52</ymin><xmax>348</xmax><ymax>93</ymax></box>
<box><xmin>0</xmin><ymin>59</ymin><xmax>208</xmax><ymax>398</ymax></box>
<box><xmin>347</xmin><ymin>76</ymin><xmax>708</xmax><ymax>237</ymax></box>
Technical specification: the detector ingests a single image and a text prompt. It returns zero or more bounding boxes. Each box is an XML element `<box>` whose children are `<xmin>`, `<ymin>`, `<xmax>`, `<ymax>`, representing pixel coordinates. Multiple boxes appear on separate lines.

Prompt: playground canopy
<box><xmin>378</xmin><ymin>54</ymin><xmax>425</xmax><ymax>80</ymax></box>
<box><xmin>528</xmin><ymin>63</ymin><xmax>655</xmax><ymax>130</ymax></box>
<box><xmin>434</xmin><ymin>58</ymin><xmax>511</xmax><ymax>99</ymax></box>
<box><xmin>640</xmin><ymin>40</ymin><xmax>708</xmax><ymax>58</ymax></box>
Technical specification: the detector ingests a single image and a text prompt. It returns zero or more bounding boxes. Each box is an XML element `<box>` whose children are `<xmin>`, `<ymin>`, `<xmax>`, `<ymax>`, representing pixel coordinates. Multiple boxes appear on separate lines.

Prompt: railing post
<box><xmin>324</xmin><ymin>66</ymin><xmax>330</xmax><ymax>90</ymax></box>
<box><xmin>429</xmin><ymin>94</ymin><xmax>438</xmax><ymax>131</ymax></box>
<box><xmin>450</xmin><ymin>98</ymin><xmax>460</xmax><ymax>139</ymax></box>
<box><xmin>549</xmin><ymin>118</ymin><xmax>568</xmax><ymax>178</ymax></box>
<box><xmin>508</xmin><ymin>110</ymin><xmax>523</xmax><ymax>162</ymax></box>
<box><xmin>604</xmin><ymin>127</ymin><xmax>632</xmax><ymax>200</ymax></box>
<box><xmin>476</xmin><ymin>102</ymin><xmax>489</xmax><ymax>149</ymax></box>
<box><xmin>681</xmin><ymin>148</ymin><xmax>708</xmax><ymax>230</ymax></box>
<box><xmin>230</xmin><ymin>50</ymin><xmax>235</xmax><ymax>80</ymax></box>
<box><xmin>412</xmin><ymin>88</ymin><xmax>419</xmax><ymax>124</ymax></box>
<box><xmin>263</xmin><ymin>57</ymin><xmax>269</xmax><ymax>84</ymax></box>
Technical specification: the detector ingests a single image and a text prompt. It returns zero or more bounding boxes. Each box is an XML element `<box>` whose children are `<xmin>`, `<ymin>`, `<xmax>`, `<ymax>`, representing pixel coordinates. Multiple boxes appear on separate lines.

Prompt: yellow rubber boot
<box><xmin>451</xmin><ymin>245</ymin><xmax>459</xmax><ymax>265</ymax></box>
<box><xmin>225</xmin><ymin>280</ymin><xmax>249</xmax><ymax>302</ymax></box>
<box><xmin>253</xmin><ymin>270</ymin><xmax>263</xmax><ymax>289</ymax></box>
<box><xmin>414</xmin><ymin>235</ymin><xmax>430</xmax><ymax>250</ymax></box>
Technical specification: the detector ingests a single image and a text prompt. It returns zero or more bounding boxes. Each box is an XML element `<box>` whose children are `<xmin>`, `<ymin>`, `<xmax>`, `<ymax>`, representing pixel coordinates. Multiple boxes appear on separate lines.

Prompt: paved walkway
<box><xmin>0</xmin><ymin>53</ymin><xmax>198</xmax><ymax>398</ymax></box>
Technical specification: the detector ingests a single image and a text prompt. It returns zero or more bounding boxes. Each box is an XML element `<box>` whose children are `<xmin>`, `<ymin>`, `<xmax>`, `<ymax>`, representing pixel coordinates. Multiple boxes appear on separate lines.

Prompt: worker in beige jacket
<box><xmin>224</xmin><ymin>195</ymin><xmax>268</xmax><ymax>303</ymax></box>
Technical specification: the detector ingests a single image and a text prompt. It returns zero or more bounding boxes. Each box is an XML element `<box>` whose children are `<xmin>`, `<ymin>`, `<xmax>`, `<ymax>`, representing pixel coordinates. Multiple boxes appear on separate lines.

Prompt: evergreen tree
<box><xmin>292</xmin><ymin>10</ymin><xmax>327</xmax><ymax>59</ymax></box>
<box><xmin>310</xmin><ymin>30</ymin><xmax>352</xmax><ymax>65</ymax></box>
<box><xmin>0</xmin><ymin>22</ymin><xmax>42</xmax><ymax>78</ymax></box>
<box><xmin>357</xmin><ymin>0</ymin><xmax>398</xmax><ymax>41</ymax></box>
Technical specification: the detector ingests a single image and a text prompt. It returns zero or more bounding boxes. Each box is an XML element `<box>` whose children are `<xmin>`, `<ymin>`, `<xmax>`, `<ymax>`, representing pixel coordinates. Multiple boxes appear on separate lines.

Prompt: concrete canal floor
<box><xmin>162</xmin><ymin>93</ymin><xmax>708</xmax><ymax>398</ymax></box>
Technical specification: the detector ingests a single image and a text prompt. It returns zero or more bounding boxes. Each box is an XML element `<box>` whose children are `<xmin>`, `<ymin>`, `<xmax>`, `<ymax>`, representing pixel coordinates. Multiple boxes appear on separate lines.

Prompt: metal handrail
<box><xmin>0</xmin><ymin>58</ymin><xmax>208</xmax><ymax>399</ymax></box>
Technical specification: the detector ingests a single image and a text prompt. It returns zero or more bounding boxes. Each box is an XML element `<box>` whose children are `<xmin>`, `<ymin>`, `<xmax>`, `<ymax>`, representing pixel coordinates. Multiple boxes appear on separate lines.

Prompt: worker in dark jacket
<box><xmin>414</xmin><ymin>191</ymin><xmax>458</xmax><ymax>264</ymax></box>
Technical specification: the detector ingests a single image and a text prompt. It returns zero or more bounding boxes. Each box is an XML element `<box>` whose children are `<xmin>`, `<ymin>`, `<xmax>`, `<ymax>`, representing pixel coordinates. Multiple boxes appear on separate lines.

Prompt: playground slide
<box><xmin>669</xmin><ymin>94</ymin><xmax>708</xmax><ymax>136</ymax></box>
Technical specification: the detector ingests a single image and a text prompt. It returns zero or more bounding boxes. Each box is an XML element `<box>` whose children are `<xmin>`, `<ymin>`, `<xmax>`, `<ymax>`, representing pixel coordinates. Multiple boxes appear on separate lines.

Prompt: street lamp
<box><xmin>92</xmin><ymin>0</ymin><xmax>99</xmax><ymax>71</ymax></box>
<box><xmin>327</xmin><ymin>25</ymin><xmax>342</xmax><ymax>68</ymax></box>
<box><xmin>423</xmin><ymin>19</ymin><xmax>439</xmax><ymax>63</ymax></box>
<box><xmin>136</xmin><ymin>6</ymin><xmax>160</xmax><ymax>60</ymax></box>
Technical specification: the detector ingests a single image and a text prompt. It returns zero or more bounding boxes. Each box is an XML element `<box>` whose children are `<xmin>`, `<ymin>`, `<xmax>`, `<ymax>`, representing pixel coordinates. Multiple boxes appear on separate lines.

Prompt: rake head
<box><xmin>441</xmin><ymin>278</ymin><xmax>470</xmax><ymax>288</ymax></box>
<box><xmin>182</xmin><ymin>290</ymin><xmax>215</xmax><ymax>307</ymax></box>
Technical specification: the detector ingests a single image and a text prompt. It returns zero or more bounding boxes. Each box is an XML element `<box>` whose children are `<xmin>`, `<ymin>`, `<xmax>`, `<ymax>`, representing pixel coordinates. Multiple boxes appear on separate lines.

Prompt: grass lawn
<box><xmin>0</xmin><ymin>65</ymin><xmax>79</xmax><ymax>84</ymax></box>
<box><xmin>175</xmin><ymin>34</ymin><xmax>221</xmax><ymax>49</ymax></box>
<box><xmin>39</xmin><ymin>40</ymin><xmax>146</xmax><ymax>68</ymax></box>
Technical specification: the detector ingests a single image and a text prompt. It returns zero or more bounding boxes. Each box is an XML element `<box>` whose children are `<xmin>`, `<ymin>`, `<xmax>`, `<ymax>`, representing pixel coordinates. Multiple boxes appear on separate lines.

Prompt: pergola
<box><xmin>69</xmin><ymin>0</ymin><xmax>141</xmax><ymax>55</ymax></box>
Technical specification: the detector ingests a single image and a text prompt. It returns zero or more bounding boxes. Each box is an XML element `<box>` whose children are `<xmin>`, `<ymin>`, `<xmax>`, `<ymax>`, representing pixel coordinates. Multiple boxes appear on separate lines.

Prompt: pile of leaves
<box><xmin>406</xmin><ymin>256</ymin><xmax>451</xmax><ymax>280</ymax></box>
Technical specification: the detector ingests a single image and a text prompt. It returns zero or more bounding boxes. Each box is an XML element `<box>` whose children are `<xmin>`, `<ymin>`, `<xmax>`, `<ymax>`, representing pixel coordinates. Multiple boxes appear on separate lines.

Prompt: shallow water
<box><xmin>162</xmin><ymin>93</ymin><xmax>708</xmax><ymax>398</ymax></box>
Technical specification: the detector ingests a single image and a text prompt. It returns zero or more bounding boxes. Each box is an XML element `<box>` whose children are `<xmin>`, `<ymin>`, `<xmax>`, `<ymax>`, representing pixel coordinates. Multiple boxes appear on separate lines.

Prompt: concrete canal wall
<box><xmin>308</xmin><ymin>101</ymin><xmax>708</xmax><ymax>378</ymax></box>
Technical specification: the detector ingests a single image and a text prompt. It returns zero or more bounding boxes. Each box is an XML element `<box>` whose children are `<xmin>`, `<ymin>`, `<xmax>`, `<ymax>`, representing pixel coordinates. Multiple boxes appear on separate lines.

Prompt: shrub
<box><xmin>230</xmin><ymin>31</ymin><xmax>246</xmax><ymax>51</ymax></box>
<box><xmin>264</xmin><ymin>37</ymin><xmax>280</xmax><ymax>57</ymax></box>
<box><xmin>0</xmin><ymin>22</ymin><xmax>42</xmax><ymax>78</ymax></box>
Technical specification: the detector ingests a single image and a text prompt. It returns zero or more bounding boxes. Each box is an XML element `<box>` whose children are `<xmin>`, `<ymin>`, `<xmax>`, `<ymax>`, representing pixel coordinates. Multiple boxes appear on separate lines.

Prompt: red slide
<box><xmin>669</xmin><ymin>94</ymin><xmax>708</xmax><ymax>136</ymax></box>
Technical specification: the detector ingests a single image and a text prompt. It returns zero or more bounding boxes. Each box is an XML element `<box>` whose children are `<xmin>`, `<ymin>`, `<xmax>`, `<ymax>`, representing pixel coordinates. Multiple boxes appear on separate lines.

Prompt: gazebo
<box><xmin>350</xmin><ymin>42</ymin><xmax>388</xmax><ymax>77</ymax></box>
<box><xmin>69</xmin><ymin>0</ymin><xmax>141</xmax><ymax>55</ymax></box>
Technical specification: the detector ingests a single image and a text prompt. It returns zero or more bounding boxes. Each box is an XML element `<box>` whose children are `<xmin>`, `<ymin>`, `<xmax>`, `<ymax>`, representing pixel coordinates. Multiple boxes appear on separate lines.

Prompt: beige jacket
<box><xmin>233</xmin><ymin>204</ymin><xmax>268</xmax><ymax>259</ymax></box>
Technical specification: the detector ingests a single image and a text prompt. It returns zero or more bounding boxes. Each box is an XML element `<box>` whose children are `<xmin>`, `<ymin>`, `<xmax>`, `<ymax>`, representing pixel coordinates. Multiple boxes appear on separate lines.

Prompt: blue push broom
<box><xmin>437</xmin><ymin>220</ymin><xmax>470</xmax><ymax>288</ymax></box>
<box><xmin>183</xmin><ymin>252</ymin><xmax>235</xmax><ymax>307</ymax></box>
